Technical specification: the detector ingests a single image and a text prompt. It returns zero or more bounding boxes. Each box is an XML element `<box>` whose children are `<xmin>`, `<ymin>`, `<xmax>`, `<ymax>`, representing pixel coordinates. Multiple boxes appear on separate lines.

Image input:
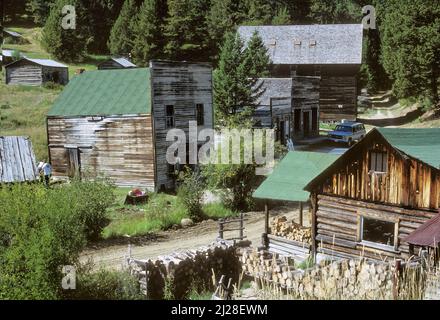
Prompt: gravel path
<box><xmin>80</xmin><ymin>206</ymin><xmax>302</xmax><ymax>270</ymax></box>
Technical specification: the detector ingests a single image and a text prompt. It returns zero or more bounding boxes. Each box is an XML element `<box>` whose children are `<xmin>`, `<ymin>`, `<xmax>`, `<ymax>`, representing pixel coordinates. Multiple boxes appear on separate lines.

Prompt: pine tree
<box><xmin>213</xmin><ymin>32</ymin><xmax>269</xmax><ymax>128</ymax></box>
<box><xmin>41</xmin><ymin>0</ymin><xmax>90</xmax><ymax>62</ymax></box>
<box><xmin>242</xmin><ymin>0</ymin><xmax>274</xmax><ymax>25</ymax></box>
<box><xmin>108</xmin><ymin>0</ymin><xmax>138</xmax><ymax>56</ymax></box>
<box><xmin>309</xmin><ymin>0</ymin><xmax>362</xmax><ymax>24</ymax></box>
<box><xmin>380</xmin><ymin>0</ymin><xmax>440</xmax><ymax>104</ymax></box>
<box><xmin>131</xmin><ymin>0</ymin><xmax>166</xmax><ymax>66</ymax></box>
<box><xmin>243</xmin><ymin>31</ymin><xmax>271</xmax><ymax>79</ymax></box>
<box><xmin>164</xmin><ymin>0</ymin><xmax>211</xmax><ymax>61</ymax></box>
<box><xmin>272</xmin><ymin>7</ymin><xmax>292</xmax><ymax>25</ymax></box>
<box><xmin>26</xmin><ymin>0</ymin><xmax>56</xmax><ymax>25</ymax></box>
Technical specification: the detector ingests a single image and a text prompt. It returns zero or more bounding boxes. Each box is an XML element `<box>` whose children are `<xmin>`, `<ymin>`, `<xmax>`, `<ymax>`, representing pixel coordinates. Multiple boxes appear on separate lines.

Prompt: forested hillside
<box><xmin>3</xmin><ymin>0</ymin><xmax>439</xmax><ymax>108</ymax></box>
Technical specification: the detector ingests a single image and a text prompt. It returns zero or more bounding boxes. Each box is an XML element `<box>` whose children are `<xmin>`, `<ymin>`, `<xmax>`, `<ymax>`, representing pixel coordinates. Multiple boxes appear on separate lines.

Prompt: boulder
<box><xmin>181</xmin><ymin>218</ymin><xmax>194</xmax><ymax>227</ymax></box>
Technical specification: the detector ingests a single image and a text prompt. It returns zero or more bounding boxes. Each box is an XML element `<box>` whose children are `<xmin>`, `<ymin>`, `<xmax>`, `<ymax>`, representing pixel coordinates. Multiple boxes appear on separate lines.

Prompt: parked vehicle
<box><xmin>328</xmin><ymin>121</ymin><xmax>366</xmax><ymax>146</ymax></box>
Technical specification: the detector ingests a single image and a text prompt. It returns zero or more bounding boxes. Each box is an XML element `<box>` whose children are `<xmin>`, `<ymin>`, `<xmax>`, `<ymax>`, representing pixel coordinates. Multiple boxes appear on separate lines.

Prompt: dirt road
<box><xmin>80</xmin><ymin>206</ymin><xmax>302</xmax><ymax>270</ymax></box>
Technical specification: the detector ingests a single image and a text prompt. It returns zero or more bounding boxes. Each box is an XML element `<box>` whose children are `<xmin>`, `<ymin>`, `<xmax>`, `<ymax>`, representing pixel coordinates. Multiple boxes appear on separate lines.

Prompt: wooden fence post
<box><xmin>218</xmin><ymin>219</ymin><xmax>224</xmax><ymax>239</ymax></box>
<box><xmin>299</xmin><ymin>202</ymin><xmax>303</xmax><ymax>226</ymax></box>
<box><xmin>239</xmin><ymin>213</ymin><xmax>244</xmax><ymax>240</ymax></box>
<box><xmin>393</xmin><ymin>259</ymin><xmax>402</xmax><ymax>300</ymax></box>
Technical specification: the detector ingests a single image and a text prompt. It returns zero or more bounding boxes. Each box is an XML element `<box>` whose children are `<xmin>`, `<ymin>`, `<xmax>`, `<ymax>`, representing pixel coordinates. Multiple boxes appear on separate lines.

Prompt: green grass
<box><xmin>102</xmin><ymin>189</ymin><xmax>237</xmax><ymax>239</ymax></box>
<box><xmin>0</xmin><ymin>26</ymin><xmax>110</xmax><ymax>161</ymax></box>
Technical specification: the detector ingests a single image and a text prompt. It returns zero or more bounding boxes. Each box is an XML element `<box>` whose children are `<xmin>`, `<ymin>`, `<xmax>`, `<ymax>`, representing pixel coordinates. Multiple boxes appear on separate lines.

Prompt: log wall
<box><xmin>47</xmin><ymin>115</ymin><xmax>155</xmax><ymax>188</ymax></box>
<box><xmin>6</xmin><ymin>63</ymin><xmax>42</xmax><ymax>85</ymax></box>
<box><xmin>150</xmin><ymin>60</ymin><xmax>213</xmax><ymax>190</ymax></box>
<box><xmin>315</xmin><ymin>194</ymin><xmax>437</xmax><ymax>261</ymax></box>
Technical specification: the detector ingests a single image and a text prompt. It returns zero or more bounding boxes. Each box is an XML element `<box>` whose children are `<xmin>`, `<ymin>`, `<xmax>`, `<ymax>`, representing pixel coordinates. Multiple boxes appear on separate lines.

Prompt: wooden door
<box><xmin>67</xmin><ymin>148</ymin><xmax>80</xmax><ymax>178</ymax></box>
<box><xmin>312</xmin><ymin>107</ymin><xmax>318</xmax><ymax>133</ymax></box>
<box><xmin>303</xmin><ymin>111</ymin><xmax>310</xmax><ymax>137</ymax></box>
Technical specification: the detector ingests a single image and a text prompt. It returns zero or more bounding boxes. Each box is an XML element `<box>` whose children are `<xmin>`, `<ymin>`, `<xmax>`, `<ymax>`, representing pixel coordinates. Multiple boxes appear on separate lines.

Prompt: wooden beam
<box><xmin>299</xmin><ymin>201</ymin><xmax>303</xmax><ymax>226</ymax></box>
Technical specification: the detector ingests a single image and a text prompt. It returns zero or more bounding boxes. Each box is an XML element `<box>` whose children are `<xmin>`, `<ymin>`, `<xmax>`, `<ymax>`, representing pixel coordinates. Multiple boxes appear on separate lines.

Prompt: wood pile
<box><xmin>127</xmin><ymin>241</ymin><xmax>241</xmax><ymax>299</ymax></box>
<box><xmin>241</xmin><ymin>249</ymin><xmax>298</xmax><ymax>288</ymax></box>
<box><xmin>270</xmin><ymin>216</ymin><xmax>312</xmax><ymax>244</ymax></box>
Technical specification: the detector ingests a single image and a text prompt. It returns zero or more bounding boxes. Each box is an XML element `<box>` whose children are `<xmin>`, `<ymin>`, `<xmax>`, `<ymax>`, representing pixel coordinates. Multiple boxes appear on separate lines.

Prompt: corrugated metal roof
<box><xmin>377</xmin><ymin>128</ymin><xmax>440</xmax><ymax>169</ymax></box>
<box><xmin>253</xmin><ymin>151</ymin><xmax>340</xmax><ymax>202</ymax></box>
<box><xmin>5</xmin><ymin>57</ymin><xmax>67</xmax><ymax>68</ymax></box>
<box><xmin>2</xmin><ymin>49</ymin><xmax>15</xmax><ymax>57</ymax></box>
<box><xmin>48</xmin><ymin>68</ymin><xmax>151</xmax><ymax>117</ymax></box>
<box><xmin>4</xmin><ymin>29</ymin><xmax>22</xmax><ymax>38</ymax></box>
<box><xmin>405</xmin><ymin>212</ymin><xmax>440</xmax><ymax>247</ymax></box>
<box><xmin>238</xmin><ymin>24</ymin><xmax>364</xmax><ymax>65</ymax></box>
<box><xmin>112</xmin><ymin>57</ymin><xmax>137</xmax><ymax>68</ymax></box>
<box><xmin>0</xmin><ymin>136</ymin><xmax>39</xmax><ymax>183</ymax></box>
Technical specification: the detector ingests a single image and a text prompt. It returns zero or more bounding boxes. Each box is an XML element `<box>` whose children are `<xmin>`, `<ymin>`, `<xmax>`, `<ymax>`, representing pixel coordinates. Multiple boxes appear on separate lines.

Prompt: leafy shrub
<box><xmin>62</xmin><ymin>268</ymin><xmax>143</xmax><ymax>300</ymax></box>
<box><xmin>177</xmin><ymin>169</ymin><xmax>206</xmax><ymax>221</ymax></box>
<box><xmin>69</xmin><ymin>178</ymin><xmax>116</xmax><ymax>241</ymax></box>
<box><xmin>43</xmin><ymin>81</ymin><xmax>63</xmax><ymax>90</ymax></box>
<box><xmin>145</xmin><ymin>193</ymin><xmax>187</xmax><ymax>229</ymax></box>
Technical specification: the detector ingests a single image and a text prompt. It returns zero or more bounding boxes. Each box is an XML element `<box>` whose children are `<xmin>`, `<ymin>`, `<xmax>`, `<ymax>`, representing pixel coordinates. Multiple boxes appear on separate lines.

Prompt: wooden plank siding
<box><xmin>150</xmin><ymin>61</ymin><xmax>213</xmax><ymax>190</ymax></box>
<box><xmin>6</xmin><ymin>64</ymin><xmax>43</xmax><ymax>86</ymax></box>
<box><xmin>320</xmin><ymin>135</ymin><xmax>440</xmax><ymax>210</ymax></box>
<box><xmin>319</xmin><ymin>76</ymin><xmax>357</xmax><ymax>122</ymax></box>
<box><xmin>47</xmin><ymin>115</ymin><xmax>155</xmax><ymax>189</ymax></box>
<box><xmin>315</xmin><ymin>194</ymin><xmax>437</xmax><ymax>260</ymax></box>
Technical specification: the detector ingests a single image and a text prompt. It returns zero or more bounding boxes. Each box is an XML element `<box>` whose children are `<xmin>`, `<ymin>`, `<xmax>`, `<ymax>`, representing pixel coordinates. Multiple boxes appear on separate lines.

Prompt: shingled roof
<box><xmin>0</xmin><ymin>136</ymin><xmax>39</xmax><ymax>183</ymax></box>
<box><xmin>48</xmin><ymin>68</ymin><xmax>151</xmax><ymax>117</ymax></box>
<box><xmin>238</xmin><ymin>24</ymin><xmax>364</xmax><ymax>65</ymax></box>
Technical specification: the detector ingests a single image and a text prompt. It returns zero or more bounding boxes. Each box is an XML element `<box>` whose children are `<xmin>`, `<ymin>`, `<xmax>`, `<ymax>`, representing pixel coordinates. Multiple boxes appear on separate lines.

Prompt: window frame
<box><xmin>166</xmin><ymin>105</ymin><xmax>175</xmax><ymax>128</ymax></box>
<box><xmin>196</xmin><ymin>103</ymin><xmax>204</xmax><ymax>126</ymax></box>
<box><xmin>357</xmin><ymin>214</ymin><xmax>399</xmax><ymax>252</ymax></box>
<box><xmin>369</xmin><ymin>150</ymin><xmax>388</xmax><ymax>173</ymax></box>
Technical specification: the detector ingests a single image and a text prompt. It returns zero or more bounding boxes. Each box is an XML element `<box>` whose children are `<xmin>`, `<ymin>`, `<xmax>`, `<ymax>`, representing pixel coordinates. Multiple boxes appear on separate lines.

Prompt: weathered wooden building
<box><xmin>0</xmin><ymin>136</ymin><xmax>39</xmax><ymax>183</ymax></box>
<box><xmin>239</xmin><ymin>24</ymin><xmax>363</xmax><ymax>122</ymax></box>
<box><xmin>5</xmin><ymin>58</ymin><xmax>69</xmax><ymax>86</ymax></box>
<box><xmin>305</xmin><ymin>128</ymin><xmax>440</xmax><ymax>261</ymax></box>
<box><xmin>46</xmin><ymin>60</ymin><xmax>213</xmax><ymax>190</ymax></box>
<box><xmin>97</xmin><ymin>57</ymin><xmax>137</xmax><ymax>70</ymax></box>
<box><xmin>2</xmin><ymin>29</ymin><xmax>24</xmax><ymax>44</ymax></box>
<box><xmin>253</xmin><ymin>76</ymin><xmax>320</xmax><ymax>141</ymax></box>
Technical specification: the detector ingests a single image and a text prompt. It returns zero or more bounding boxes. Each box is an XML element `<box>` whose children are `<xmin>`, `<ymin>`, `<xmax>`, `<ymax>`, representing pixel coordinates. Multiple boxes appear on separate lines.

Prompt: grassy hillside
<box><xmin>0</xmin><ymin>27</ymin><xmax>110</xmax><ymax>161</ymax></box>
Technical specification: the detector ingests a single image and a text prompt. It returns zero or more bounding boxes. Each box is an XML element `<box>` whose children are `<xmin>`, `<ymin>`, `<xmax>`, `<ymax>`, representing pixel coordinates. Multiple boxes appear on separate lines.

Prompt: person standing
<box><xmin>42</xmin><ymin>162</ymin><xmax>52</xmax><ymax>187</ymax></box>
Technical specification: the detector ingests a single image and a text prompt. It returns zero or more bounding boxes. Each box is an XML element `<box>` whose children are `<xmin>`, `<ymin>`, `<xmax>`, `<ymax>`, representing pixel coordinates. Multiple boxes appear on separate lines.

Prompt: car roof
<box><xmin>336</xmin><ymin>121</ymin><xmax>363</xmax><ymax>127</ymax></box>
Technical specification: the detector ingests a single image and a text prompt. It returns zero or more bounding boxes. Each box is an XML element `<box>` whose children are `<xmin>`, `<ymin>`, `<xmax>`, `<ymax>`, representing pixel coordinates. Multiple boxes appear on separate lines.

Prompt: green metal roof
<box><xmin>48</xmin><ymin>68</ymin><xmax>151</xmax><ymax>117</ymax></box>
<box><xmin>253</xmin><ymin>151</ymin><xmax>340</xmax><ymax>202</ymax></box>
<box><xmin>377</xmin><ymin>128</ymin><xmax>440</xmax><ymax>169</ymax></box>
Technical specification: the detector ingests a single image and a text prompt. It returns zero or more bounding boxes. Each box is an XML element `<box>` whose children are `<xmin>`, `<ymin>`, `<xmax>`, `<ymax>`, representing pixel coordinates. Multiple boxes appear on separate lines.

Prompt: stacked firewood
<box><xmin>128</xmin><ymin>241</ymin><xmax>241</xmax><ymax>299</ymax></box>
<box><xmin>270</xmin><ymin>216</ymin><xmax>312</xmax><ymax>244</ymax></box>
<box><xmin>241</xmin><ymin>249</ymin><xmax>297</xmax><ymax>288</ymax></box>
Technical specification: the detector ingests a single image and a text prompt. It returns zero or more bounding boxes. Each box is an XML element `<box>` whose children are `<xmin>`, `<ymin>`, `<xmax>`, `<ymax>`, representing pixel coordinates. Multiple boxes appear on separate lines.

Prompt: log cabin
<box><xmin>238</xmin><ymin>24</ymin><xmax>363</xmax><ymax>123</ymax></box>
<box><xmin>46</xmin><ymin>60</ymin><xmax>213</xmax><ymax>190</ymax></box>
<box><xmin>97</xmin><ymin>57</ymin><xmax>137</xmax><ymax>70</ymax></box>
<box><xmin>5</xmin><ymin>58</ymin><xmax>69</xmax><ymax>86</ymax></box>
<box><xmin>305</xmin><ymin>128</ymin><xmax>440</xmax><ymax>261</ymax></box>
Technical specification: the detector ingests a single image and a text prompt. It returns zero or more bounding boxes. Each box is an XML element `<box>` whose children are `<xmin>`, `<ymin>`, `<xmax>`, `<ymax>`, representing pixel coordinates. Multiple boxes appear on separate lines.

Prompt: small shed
<box><xmin>0</xmin><ymin>136</ymin><xmax>39</xmax><ymax>183</ymax></box>
<box><xmin>3</xmin><ymin>29</ymin><xmax>24</xmax><ymax>44</ymax></box>
<box><xmin>5</xmin><ymin>58</ymin><xmax>69</xmax><ymax>86</ymax></box>
<box><xmin>98</xmin><ymin>57</ymin><xmax>137</xmax><ymax>70</ymax></box>
<box><xmin>405</xmin><ymin>212</ymin><xmax>440</xmax><ymax>250</ymax></box>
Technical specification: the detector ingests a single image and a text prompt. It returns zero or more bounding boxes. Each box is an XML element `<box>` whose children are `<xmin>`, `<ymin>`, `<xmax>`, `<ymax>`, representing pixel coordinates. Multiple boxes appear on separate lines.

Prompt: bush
<box><xmin>62</xmin><ymin>268</ymin><xmax>143</xmax><ymax>300</ymax></box>
<box><xmin>145</xmin><ymin>193</ymin><xmax>188</xmax><ymax>229</ymax></box>
<box><xmin>69</xmin><ymin>178</ymin><xmax>116</xmax><ymax>241</ymax></box>
<box><xmin>177</xmin><ymin>169</ymin><xmax>206</xmax><ymax>221</ymax></box>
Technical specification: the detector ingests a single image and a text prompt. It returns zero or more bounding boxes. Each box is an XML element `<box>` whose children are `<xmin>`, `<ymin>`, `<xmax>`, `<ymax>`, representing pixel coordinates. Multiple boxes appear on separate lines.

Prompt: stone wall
<box><xmin>127</xmin><ymin>241</ymin><xmax>241</xmax><ymax>299</ymax></box>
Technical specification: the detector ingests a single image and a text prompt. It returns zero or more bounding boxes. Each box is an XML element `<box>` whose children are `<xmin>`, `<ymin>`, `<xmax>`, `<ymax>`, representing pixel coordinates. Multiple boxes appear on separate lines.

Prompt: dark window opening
<box><xmin>196</xmin><ymin>104</ymin><xmax>204</xmax><ymax>126</ymax></box>
<box><xmin>167</xmin><ymin>163</ymin><xmax>175</xmax><ymax>178</ymax></box>
<box><xmin>362</xmin><ymin>217</ymin><xmax>395</xmax><ymax>246</ymax></box>
<box><xmin>369</xmin><ymin>151</ymin><xmax>388</xmax><ymax>172</ymax></box>
<box><xmin>166</xmin><ymin>105</ymin><xmax>175</xmax><ymax>128</ymax></box>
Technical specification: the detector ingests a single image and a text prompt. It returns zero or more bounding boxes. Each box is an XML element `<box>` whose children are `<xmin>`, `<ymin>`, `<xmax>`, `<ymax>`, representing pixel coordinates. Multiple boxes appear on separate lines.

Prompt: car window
<box><xmin>336</xmin><ymin>125</ymin><xmax>352</xmax><ymax>132</ymax></box>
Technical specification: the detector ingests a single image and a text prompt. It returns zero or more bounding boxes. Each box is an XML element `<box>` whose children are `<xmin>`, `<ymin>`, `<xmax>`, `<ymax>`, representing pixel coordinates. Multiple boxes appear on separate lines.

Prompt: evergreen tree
<box><xmin>272</xmin><ymin>7</ymin><xmax>292</xmax><ymax>25</ymax></box>
<box><xmin>213</xmin><ymin>32</ymin><xmax>269</xmax><ymax>128</ymax></box>
<box><xmin>131</xmin><ymin>0</ymin><xmax>167</xmax><ymax>66</ymax></box>
<box><xmin>243</xmin><ymin>31</ymin><xmax>271</xmax><ymax>79</ymax></box>
<box><xmin>26</xmin><ymin>0</ymin><xmax>56</xmax><ymax>25</ymax></box>
<box><xmin>42</xmin><ymin>0</ymin><xmax>90</xmax><ymax>62</ymax></box>
<box><xmin>164</xmin><ymin>0</ymin><xmax>211</xmax><ymax>61</ymax></box>
<box><xmin>309</xmin><ymin>0</ymin><xmax>362</xmax><ymax>24</ymax></box>
<box><xmin>381</xmin><ymin>0</ymin><xmax>439</xmax><ymax>103</ymax></box>
<box><xmin>242</xmin><ymin>0</ymin><xmax>274</xmax><ymax>25</ymax></box>
<box><xmin>108</xmin><ymin>0</ymin><xmax>138</xmax><ymax>56</ymax></box>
